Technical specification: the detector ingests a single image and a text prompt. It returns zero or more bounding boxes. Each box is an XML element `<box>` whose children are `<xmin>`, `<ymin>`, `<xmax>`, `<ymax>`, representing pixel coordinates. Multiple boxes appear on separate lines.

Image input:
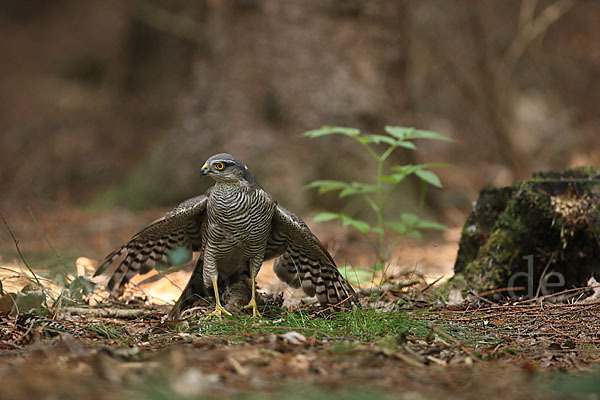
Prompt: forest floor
<box><xmin>1</xmin><ymin>209</ymin><xmax>600</xmax><ymax>399</ymax></box>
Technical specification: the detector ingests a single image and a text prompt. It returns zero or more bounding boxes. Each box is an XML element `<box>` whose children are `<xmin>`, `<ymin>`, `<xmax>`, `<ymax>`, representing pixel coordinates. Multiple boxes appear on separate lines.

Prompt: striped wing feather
<box><xmin>94</xmin><ymin>195</ymin><xmax>208</xmax><ymax>293</ymax></box>
<box><xmin>268</xmin><ymin>205</ymin><xmax>357</xmax><ymax>305</ymax></box>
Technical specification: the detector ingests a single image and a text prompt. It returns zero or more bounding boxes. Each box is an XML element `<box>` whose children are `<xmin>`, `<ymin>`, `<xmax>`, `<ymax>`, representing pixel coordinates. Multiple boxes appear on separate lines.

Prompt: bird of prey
<box><xmin>95</xmin><ymin>153</ymin><xmax>357</xmax><ymax>319</ymax></box>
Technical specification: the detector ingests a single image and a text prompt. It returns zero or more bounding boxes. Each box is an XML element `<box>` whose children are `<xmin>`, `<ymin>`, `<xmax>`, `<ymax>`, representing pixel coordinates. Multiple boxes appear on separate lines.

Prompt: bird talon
<box><xmin>206</xmin><ymin>304</ymin><xmax>232</xmax><ymax>320</ymax></box>
<box><xmin>244</xmin><ymin>299</ymin><xmax>262</xmax><ymax>318</ymax></box>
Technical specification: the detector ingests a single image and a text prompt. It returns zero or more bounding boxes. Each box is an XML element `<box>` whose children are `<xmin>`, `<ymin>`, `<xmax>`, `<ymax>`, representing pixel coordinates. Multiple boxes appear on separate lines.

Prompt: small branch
<box><xmin>419</xmin><ymin>275</ymin><xmax>444</xmax><ymax>294</ymax></box>
<box><xmin>356</xmin><ymin>138</ymin><xmax>381</xmax><ymax>162</ymax></box>
<box><xmin>534</xmin><ymin>255</ymin><xmax>555</xmax><ymax>298</ymax></box>
<box><xmin>361</xmin><ymin>194</ymin><xmax>379</xmax><ymax>214</ymax></box>
<box><xmin>496</xmin><ymin>0</ymin><xmax>575</xmax><ymax>107</ymax></box>
<box><xmin>380</xmin><ymin>144</ymin><xmax>397</xmax><ymax>162</ymax></box>
<box><xmin>0</xmin><ymin>211</ymin><xmax>49</xmax><ymax>308</ymax></box>
<box><xmin>358</xmin><ymin>231</ymin><xmax>382</xmax><ymax>264</ymax></box>
<box><xmin>356</xmin><ymin>282</ymin><xmax>419</xmax><ymax>296</ymax></box>
<box><xmin>381</xmin><ymin>182</ymin><xmax>400</xmax><ymax>214</ymax></box>
<box><xmin>61</xmin><ymin>307</ymin><xmax>155</xmax><ymax>319</ymax></box>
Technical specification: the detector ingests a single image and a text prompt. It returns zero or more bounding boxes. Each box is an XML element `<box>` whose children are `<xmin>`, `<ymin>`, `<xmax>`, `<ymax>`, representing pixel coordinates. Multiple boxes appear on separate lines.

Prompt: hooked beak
<box><xmin>200</xmin><ymin>163</ymin><xmax>209</xmax><ymax>176</ymax></box>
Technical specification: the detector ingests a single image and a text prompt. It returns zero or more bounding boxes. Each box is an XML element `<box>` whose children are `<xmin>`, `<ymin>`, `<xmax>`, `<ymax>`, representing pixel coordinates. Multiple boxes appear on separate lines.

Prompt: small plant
<box><xmin>303</xmin><ymin>126</ymin><xmax>452</xmax><ymax>283</ymax></box>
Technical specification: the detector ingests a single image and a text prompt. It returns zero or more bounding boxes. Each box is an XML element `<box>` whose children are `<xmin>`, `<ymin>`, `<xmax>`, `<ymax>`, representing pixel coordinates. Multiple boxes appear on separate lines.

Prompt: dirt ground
<box><xmin>1</xmin><ymin>209</ymin><xmax>600</xmax><ymax>399</ymax></box>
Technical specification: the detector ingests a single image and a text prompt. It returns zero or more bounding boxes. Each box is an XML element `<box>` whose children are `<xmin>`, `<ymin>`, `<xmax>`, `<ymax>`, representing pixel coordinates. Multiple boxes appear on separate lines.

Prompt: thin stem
<box><xmin>380</xmin><ymin>144</ymin><xmax>397</xmax><ymax>162</ymax></box>
<box><xmin>359</xmin><ymin>231</ymin><xmax>382</xmax><ymax>263</ymax></box>
<box><xmin>381</xmin><ymin>181</ymin><xmax>400</xmax><ymax>214</ymax></box>
<box><xmin>374</xmin><ymin>145</ymin><xmax>398</xmax><ymax>271</ymax></box>
<box><xmin>361</xmin><ymin>194</ymin><xmax>379</xmax><ymax>214</ymax></box>
<box><xmin>1</xmin><ymin>211</ymin><xmax>49</xmax><ymax>308</ymax></box>
<box><xmin>376</xmin><ymin>157</ymin><xmax>385</xmax><ymax>263</ymax></box>
<box><xmin>356</xmin><ymin>138</ymin><xmax>381</xmax><ymax>161</ymax></box>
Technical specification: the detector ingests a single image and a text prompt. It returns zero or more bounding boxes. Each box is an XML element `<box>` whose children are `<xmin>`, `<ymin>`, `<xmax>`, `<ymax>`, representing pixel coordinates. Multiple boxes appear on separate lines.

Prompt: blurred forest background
<box><xmin>1</xmin><ymin>0</ymin><xmax>599</xmax><ymax>264</ymax></box>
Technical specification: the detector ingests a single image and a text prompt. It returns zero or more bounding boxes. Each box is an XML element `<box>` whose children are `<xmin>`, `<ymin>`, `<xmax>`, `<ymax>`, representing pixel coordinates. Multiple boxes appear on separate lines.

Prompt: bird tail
<box><xmin>274</xmin><ymin>255</ymin><xmax>358</xmax><ymax>306</ymax></box>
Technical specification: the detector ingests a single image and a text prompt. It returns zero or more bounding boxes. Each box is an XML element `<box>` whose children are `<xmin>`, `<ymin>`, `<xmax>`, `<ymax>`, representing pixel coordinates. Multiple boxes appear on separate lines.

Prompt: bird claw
<box><xmin>205</xmin><ymin>304</ymin><xmax>232</xmax><ymax>320</ymax></box>
<box><xmin>244</xmin><ymin>298</ymin><xmax>262</xmax><ymax>318</ymax></box>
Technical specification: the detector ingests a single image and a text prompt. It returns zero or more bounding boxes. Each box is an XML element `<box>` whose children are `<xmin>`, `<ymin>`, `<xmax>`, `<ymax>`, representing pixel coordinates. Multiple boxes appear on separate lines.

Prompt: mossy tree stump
<box><xmin>453</xmin><ymin>167</ymin><xmax>600</xmax><ymax>298</ymax></box>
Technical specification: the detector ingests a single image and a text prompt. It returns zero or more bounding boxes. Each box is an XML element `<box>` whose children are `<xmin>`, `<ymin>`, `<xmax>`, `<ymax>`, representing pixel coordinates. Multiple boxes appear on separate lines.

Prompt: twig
<box><xmin>392</xmin><ymin>351</ymin><xmax>426</xmax><ymax>368</ymax></box>
<box><xmin>534</xmin><ymin>255</ymin><xmax>555</xmax><ymax>298</ymax></box>
<box><xmin>419</xmin><ymin>275</ymin><xmax>444</xmax><ymax>294</ymax></box>
<box><xmin>549</xmin><ymin>323</ymin><xmax>600</xmax><ymax>344</ymax></box>
<box><xmin>466</xmin><ymin>286</ymin><xmax>526</xmax><ymax>302</ymax></box>
<box><xmin>496</xmin><ymin>0</ymin><xmax>575</xmax><ymax>107</ymax></box>
<box><xmin>357</xmin><ymin>282</ymin><xmax>419</xmax><ymax>297</ymax></box>
<box><xmin>1</xmin><ymin>211</ymin><xmax>49</xmax><ymax>308</ymax></box>
<box><xmin>0</xmin><ymin>341</ymin><xmax>23</xmax><ymax>350</ymax></box>
<box><xmin>60</xmin><ymin>307</ymin><xmax>154</xmax><ymax>319</ymax></box>
<box><xmin>519</xmin><ymin>285</ymin><xmax>600</xmax><ymax>304</ymax></box>
<box><xmin>430</xmin><ymin>326</ymin><xmax>481</xmax><ymax>363</ymax></box>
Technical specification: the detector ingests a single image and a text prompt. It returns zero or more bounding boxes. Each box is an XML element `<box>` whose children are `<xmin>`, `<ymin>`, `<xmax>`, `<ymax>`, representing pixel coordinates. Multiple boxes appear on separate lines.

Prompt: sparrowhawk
<box><xmin>95</xmin><ymin>153</ymin><xmax>357</xmax><ymax>319</ymax></box>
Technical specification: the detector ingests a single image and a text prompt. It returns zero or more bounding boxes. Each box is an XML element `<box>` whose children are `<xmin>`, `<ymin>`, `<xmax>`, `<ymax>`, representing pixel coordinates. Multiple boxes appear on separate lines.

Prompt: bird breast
<box><xmin>204</xmin><ymin>184</ymin><xmax>275</xmax><ymax>257</ymax></box>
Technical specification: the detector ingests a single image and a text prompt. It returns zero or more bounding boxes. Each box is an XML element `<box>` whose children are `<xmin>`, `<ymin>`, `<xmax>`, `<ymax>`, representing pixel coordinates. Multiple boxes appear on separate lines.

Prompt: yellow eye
<box><xmin>214</xmin><ymin>162</ymin><xmax>225</xmax><ymax>170</ymax></box>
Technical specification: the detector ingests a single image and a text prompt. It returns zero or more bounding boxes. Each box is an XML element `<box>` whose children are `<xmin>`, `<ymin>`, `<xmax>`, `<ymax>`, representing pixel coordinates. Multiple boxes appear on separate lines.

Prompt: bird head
<box><xmin>200</xmin><ymin>153</ymin><xmax>256</xmax><ymax>184</ymax></box>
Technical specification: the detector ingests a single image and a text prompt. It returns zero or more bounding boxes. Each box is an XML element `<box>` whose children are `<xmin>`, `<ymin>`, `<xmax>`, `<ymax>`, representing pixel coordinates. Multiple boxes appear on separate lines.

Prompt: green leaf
<box><xmin>390</xmin><ymin>165</ymin><xmax>418</xmax><ymax>175</ymax></box>
<box><xmin>338</xmin><ymin>266</ymin><xmax>373</xmax><ymax>285</ymax></box>
<box><xmin>400</xmin><ymin>213</ymin><xmax>420</xmax><ymax>226</ymax></box>
<box><xmin>372</xmin><ymin>263</ymin><xmax>384</xmax><ymax>272</ymax></box>
<box><xmin>385</xmin><ymin>126</ymin><xmax>455</xmax><ymax>143</ymax></box>
<box><xmin>406</xmin><ymin>230</ymin><xmax>423</xmax><ymax>239</ymax></box>
<box><xmin>396</xmin><ymin>141</ymin><xmax>417</xmax><ymax>150</ymax></box>
<box><xmin>415</xmin><ymin>169</ymin><xmax>442</xmax><ymax>188</ymax></box>
<box><xmin>167</xmin><ymin>246</ymin><xmax>193</xmax><ymax>266</ymax></box>
<box><xmin>414</xmin><ymin>220</ymin><xmax>448</xmax><ymax>230</ymax></box>
<box><xmin>303</xmin><ymin>126</ymin><xmax>360</xmax><ymax>139</ymax></box>
<box><xmin>338</xmin><ymin>186</ymin><xmax>360</xmax><ymax>198</ymax></box>
<box><xmin>380</xmin><ymin>174</ymin><xmax>407</xmax><ymax>184</ymax></box>
<box><xmin>391</xmin><ymin>214</ymin><xmax>447</xmax><ymax>232</ymax></box>
<box><xmin>304</xmin><ymin>180</ymin><xmax>349</xmax><ymax>194</ymax></box>
<box><xmin>384</xmin><ymin>126</ymin><xmax>414</xmax><ymax>141</ymax></box>
<box><xmin>314</xmin><ymin>212</ymin><xmax>371</xmax><ymax>234</ymax></box>
<box><xmin>313</xmin><ymin>212</ymin><xmax>342</xmax><ymax>222</ymax></box>
<box><xmin>338</xmin><ymin>182</ymin><xmax>376</xmax><ymax>198</ymax></box>
<box><xmin>154</xmin><ymin>262</ymin><xmax>169</xmax><ymax>272</ymax></box>
<box><xmin>385</xmin><ymin>221</ymin><xmax>406</xmax><ymax>234</ymax></box>
<box><xmin>370</xmin><ymin>226</ymin><xmax>384</xmax><ymax>236</ymax></box>
<box><xmin>341</xmin><ymin>215</ymin><xmax>371</xmax><ymax>233</ymax></box>
<box><xmin>404</xmin><ymin>128</ymin><xmax>455</xmax><ymax>142</ymax></box>
<box><xmin>418</xmin><ymin>162</ymin><xmax>453</xmax><ymax>169</ymax></box>
<box><xmin>362</xmin><ymin>134</ymin><xmax>398</xmax><ymax>146</ymax></box>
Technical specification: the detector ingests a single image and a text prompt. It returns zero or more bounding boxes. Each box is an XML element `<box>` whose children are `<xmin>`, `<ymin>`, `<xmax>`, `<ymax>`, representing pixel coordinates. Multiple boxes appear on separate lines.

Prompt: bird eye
<box><xmin>214</xmin><ymin>162</ymin><xmax>225</xmax><ymax>170</ymax></box>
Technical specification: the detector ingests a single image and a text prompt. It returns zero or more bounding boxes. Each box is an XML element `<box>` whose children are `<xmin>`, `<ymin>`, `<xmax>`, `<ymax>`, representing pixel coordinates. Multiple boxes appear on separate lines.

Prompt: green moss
<box><xmin>533</xmin><ymin>166</ymin><xmax>600</xmax><ymax>180</ymax></box>
<box><xmin>454</xmin><ymin>186</ymin><xmax>514</xmax><ymax>274</ymax></box>
<box><xmin>452</xmin><ymin>167</ymin><xmax>600</xmax><ymax>296</ymax></box>
<box><xmin>432</xmin><ymin>273</ymin><xmax>468</xmax><ymax>300</ymax></box>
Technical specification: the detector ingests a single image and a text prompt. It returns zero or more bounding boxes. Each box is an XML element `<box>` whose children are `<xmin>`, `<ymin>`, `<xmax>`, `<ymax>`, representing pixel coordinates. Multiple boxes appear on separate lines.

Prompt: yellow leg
<box><xmin>206</xmin><ymin>279</ymin><xmax>232</xmax><ymax>320</ymax></box>
<box><xmin>244</xmin><ymin>274</ymin><xmax>262</xmax><ymax>318</ymax></box>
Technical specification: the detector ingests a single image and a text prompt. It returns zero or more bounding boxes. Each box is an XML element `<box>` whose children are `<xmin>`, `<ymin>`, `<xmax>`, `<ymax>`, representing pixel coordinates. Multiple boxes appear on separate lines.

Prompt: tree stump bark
<box><xmin>452</xmin><ymin>167</ymin><xmax>600</xmax><ymax>298</ymax></box>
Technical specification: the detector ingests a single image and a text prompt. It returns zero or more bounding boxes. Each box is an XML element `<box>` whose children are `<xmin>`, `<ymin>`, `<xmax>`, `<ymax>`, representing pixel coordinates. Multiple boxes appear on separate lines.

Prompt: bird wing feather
<box><xmin>267</xmin><ymin>205</ymin><xmax>357</xmax><ymax>305</ymax></box>
<box><xmin>94</xmin><ymin>194</ymin><xmax>208</xmax><ymax>293</ymax></box>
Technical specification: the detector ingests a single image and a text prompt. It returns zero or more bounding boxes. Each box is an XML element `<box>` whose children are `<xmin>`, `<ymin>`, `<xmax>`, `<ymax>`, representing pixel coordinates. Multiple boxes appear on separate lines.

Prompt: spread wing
<box><xmin>267</xmin><ymin>205</ymin><xmax>357</xmax><ymax>305</ymax></box>
<box><xmin>94</xmin><ymin>194</ymin><xmax>208</xmax><ymax>293</ymax></box>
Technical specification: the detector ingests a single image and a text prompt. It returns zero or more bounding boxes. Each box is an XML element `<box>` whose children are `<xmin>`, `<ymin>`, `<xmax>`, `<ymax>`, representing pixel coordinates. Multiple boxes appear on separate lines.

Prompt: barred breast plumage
<box><xmin>94</xmin><ymin>153</ymin><xmax>357</xmax><ymax>320</ymax></box>
<box><xmin>202</xmin><ymin>182</ymin><xmax>275</xmax><ymax>278</ymax></box>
